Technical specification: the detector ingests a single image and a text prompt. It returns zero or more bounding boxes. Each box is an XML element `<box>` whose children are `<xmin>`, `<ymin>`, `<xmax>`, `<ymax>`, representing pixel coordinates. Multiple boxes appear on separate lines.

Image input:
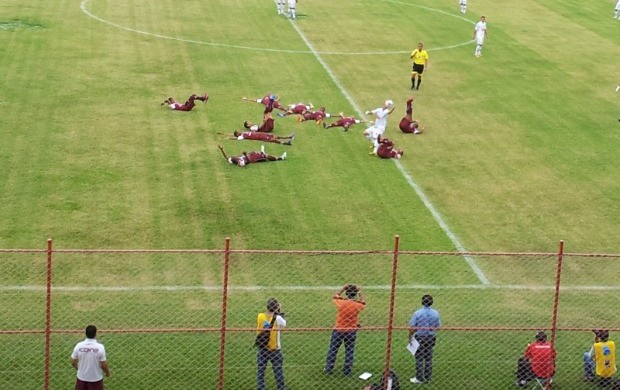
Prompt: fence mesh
<box><xmin>0</xmin><ymin>244</ymin><xmax>619</xmax><ymax>390</ymax></box>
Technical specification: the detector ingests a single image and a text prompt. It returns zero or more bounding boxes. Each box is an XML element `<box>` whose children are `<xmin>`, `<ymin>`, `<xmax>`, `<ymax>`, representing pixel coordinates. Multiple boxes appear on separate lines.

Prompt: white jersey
<box><xmin>460</xmin><ymin>0</ymin><xmax>467</xmax><ymax>4</ymax></box>
<box><xmin>475</xmin><ymin>21</ymin><xmax>487</xmax><ymax>43</ymax></box>
<box><xmin>71</xmin><ymin>338</ymin><xmax>107</xmax><ymax>382</ymax></box>
<box><xmin>372</xmin><ymin>107</ymin><xmax>390</xmax><ymax>131</ymax></box>
<box><xmin>288</xmin><ymin>0</ymin><xmax>296</xmax><ymax>8</ymax></box>
<box><xmin>616</xmin><ymin>0</ymin><xmax>620</xmax><ymax>10</ymax></box>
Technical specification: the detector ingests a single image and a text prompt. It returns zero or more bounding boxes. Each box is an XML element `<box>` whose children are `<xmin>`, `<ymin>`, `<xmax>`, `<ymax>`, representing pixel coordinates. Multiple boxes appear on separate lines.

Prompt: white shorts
<box><xmin>365</xmin><ymin>125</ymin><xmax>385</xmax><ymax>140</ymax></box>
<box><xmin>476</xmin><ymin>37</ymin><xmax>485</xmax><ymax>45</ymax></box>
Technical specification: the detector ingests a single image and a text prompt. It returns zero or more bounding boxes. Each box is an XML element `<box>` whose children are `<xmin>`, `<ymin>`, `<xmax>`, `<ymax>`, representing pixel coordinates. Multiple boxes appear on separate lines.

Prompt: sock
<box><xmin>416</xmin><ymin>78</ymin><xmax>422</xmax><ymax>89</ymax></box>
<box><xmin>411</xmin><ymin>78</ymin><xmax>415</xmax><ymax>88</ymax></box>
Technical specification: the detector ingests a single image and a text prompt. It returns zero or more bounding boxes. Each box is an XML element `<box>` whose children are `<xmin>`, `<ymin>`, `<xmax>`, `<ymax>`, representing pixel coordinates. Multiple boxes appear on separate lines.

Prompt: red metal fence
<box><xmin>1</xmin><ymin>238</ymin><xmax>618</xmax><ymax>389</ymax></box>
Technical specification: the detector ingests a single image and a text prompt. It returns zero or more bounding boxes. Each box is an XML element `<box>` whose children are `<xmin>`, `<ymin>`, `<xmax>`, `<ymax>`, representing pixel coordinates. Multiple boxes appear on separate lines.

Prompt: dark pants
<box><xmin>414</xmin><ymin>334</ymin><xmax>436</xmax><ymax>382</ymax></box>
<box><xmin>74</xmin><ymin>379</ymin><xmax>103</xmax><ymax>390</ymax></box>
<box><xmin>325</xmin><ymin>330</ymin><xmax>358</xmax><ymax>375</ymax></box>
<box><xmin>257</xmin><ymin>348</ymin><xmax>285</xmax><ymax>390</ymax></box>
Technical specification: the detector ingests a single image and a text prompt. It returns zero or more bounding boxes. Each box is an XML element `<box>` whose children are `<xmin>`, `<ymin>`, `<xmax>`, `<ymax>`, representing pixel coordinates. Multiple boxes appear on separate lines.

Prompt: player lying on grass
<box><xmin>298</xmin><ymin>107</ymin><xmax>332</xmax><ymax>125</ymax></box>
<box><xmin>244</xmin><ymin>99</ymin><xmax>277</xmax><ymax>133</ymax></box>
<box><xmin>323</xmin><ymin>113</ymin><xmax>366</xmax><ymax>131</ymax></box>
<box><xmin>242</xmin><ymin>93</ymin><xmax>286</xmax><ymax>111</ymax></box>
<box><xmin>161</xmin><ymin>93</ymin><xmax>208</xmax><ymax>111</ymax></box>
<box><xmin>375</xmin><ymin>135</ymin><xmax>403</xmax><ymax>160</ymax></box>
<box><xmin>226</xmin><ymin>130</ymin><xmax>295</xmax><ymax>145</ymax></box>
<box><xmin>218</xmin><ymin>145</ymin><xmax>286</xmax><ymax>167</ymax></box>
<box><xmin>277</xmin><ymin>102</ymin><xmax>314</xmax><ymax>117</ymax></box>
<box><xmin>399</xmin><ymin>97</ymin><xmax>423</xmax><ymax>134</ymax></box>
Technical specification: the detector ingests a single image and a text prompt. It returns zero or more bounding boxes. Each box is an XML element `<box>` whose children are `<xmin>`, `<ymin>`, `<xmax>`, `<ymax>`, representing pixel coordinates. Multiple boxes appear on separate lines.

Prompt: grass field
<box><xmin>1</xmin><ymin>0</ymin><xmax>619</xmax><ymax>389</ymax></box>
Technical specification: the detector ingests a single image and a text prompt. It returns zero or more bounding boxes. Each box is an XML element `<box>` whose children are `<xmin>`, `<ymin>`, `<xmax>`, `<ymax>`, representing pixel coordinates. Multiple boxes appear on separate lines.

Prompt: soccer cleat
<box><xmin>277</xmin><ymin>113</ymin><xmax>285</xmax><ymax>117</ymax></box>
<box><xmin>261</xmin><ymin>145</ymin><xmax>265</xmax><ymax>154</ymax></box>
<box><xmin>280</xmin><ymin>152</ymin><xmax>287</xmax><ymax>160</ymax></box>
<box><xmin>322</xmin><ymin>122</ymin><xmax>327</xmax><ymax>129</ymax></box>
<box><xmin>284</xmin><ymin>140</ymin><xmax>292</xmax><ymax>145</ymax></box>
<box><xmin>290</xmin><ymin>132</ymin><xmax>296</xmax><ymax>140</ymax></box>
<box><xmin>410</xmin><ymin>377</ymin><xmax>424</xmax><ymax>384</ymax></box>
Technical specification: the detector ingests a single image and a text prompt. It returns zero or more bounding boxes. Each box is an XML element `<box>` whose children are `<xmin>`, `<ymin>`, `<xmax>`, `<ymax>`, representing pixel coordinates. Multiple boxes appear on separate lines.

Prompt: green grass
<box><xmin>0</xmin><ymin>0</ymin><xmax>619</xmax><ymax>388</ymax></box>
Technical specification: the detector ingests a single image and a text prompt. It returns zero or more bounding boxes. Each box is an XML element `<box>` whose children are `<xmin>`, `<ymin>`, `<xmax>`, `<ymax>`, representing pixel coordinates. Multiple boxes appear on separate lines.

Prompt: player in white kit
<box><xmin>473</xmin><ymin>16</ymin><xmax>487</xmax><ymax>57</ymax></box>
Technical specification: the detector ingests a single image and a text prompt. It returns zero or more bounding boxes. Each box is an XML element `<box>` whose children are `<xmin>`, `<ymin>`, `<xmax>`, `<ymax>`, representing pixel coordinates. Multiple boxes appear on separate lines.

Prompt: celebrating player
<box><xmin>375</xmin><ymin>136</ymin><xmax>403</xmax><ymax>160</ymax></box>
<box><xmin>244</xmin><ymin>99</ymin><xmax>277</xmax><ymax>133</ymax></box>
<box><xmin>399</xmin><ymin>97</ymin><xmax>423</xmax><ymax>134</ymax></box>
<box><xmin>363</xmin><ymin>100</ymin><xmax>395</xmax><ymax>155</ymax></box>
<box><xmin>242</xmin><ymin>94</ymin><xmax>286</xmax><ymax>111</ymax></box>
<box><xmin>323</xmin><ymin>113</ymin><xmax>365</xmax><ymax>131</ymax></box>
<box><xmin>299</xmin><ymin>107</ymin><xmax>332</xmax><ymax>125</ymax></box>
<box><xmin>227</xmin><ymin>130</ymin><xmax>295</xmax><ymax>145</ymax></box>
<box><xmin>218</xmin><ymin>145</ymin><xmax>286</xmax><ymax>167</ymax></box>
<box><xmin>277</xmin><ymin>102</ymin><xmax>314</xmax><ymax>117</ymax></box>
<box><xmin>161</xmin><ymin>93</ymin><xmax>208</xmax><ymax>111</ymax></box>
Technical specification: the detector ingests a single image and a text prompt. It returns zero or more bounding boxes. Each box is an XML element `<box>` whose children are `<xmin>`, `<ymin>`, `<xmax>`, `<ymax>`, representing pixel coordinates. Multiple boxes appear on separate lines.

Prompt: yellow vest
<box><xmin>594</xmin><ymin>341</ymin><xmax>616</xmax><ymax>378</ymax></box>
<box><xmin>256</xmin><ymin>312</ymin><xmax>278</xmax><ymax>350</ymax></box>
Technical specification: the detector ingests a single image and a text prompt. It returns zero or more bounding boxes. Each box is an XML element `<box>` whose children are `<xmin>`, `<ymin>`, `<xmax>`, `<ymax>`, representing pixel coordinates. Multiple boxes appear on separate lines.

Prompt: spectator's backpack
<box><xmin>370</xmin><ymin>369</ymin><xmax>399</xmax><ymax>390</ymax></box>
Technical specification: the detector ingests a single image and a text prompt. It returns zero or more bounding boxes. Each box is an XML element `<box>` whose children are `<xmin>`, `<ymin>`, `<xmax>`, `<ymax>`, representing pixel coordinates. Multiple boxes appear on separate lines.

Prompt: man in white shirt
<box><xmin>288</xmin><ymin>0</ymin><xmax>297</xmax><ymax>19</ymax></box>
<box><xmin>71</xmin><ymin>325</ymin><xmax>111</xmax><ymax>390</ymax></box>
<box><xmin>363</xmin><ymin>100</ymin><xmax>395</xmax><ymax>155</ymax></box>
<box><xmin>473</xmin><ymin>16</ymin><xmax>487</xmax><ymax>57</ymax></box>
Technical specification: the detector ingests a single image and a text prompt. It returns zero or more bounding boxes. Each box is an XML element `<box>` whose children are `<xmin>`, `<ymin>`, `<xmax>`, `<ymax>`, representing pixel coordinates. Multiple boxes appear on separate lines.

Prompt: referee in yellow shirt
<box><xmin>410</xmin><ymin>42</ymin><xmax>429</xmax><ymax>90</ymax></box>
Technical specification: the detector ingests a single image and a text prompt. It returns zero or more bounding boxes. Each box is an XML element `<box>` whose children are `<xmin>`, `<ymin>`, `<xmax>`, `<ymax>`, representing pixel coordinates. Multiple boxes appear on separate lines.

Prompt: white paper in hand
<box><xmin>407</xmin><ymin>337</ymin><xmax>420</xmax><ymax>357</ymax></box>
<box><xmin>359</xmin><ymin>372</ymin><xmax>372</xmax><ymax>380</ymax></box>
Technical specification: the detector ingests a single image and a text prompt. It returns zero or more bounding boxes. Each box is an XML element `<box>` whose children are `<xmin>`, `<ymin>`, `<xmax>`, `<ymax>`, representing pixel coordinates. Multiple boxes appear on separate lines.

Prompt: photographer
<box><xmin>324</xmin><ymin>284</ymin><xmax>366</xmax><ymax>376</ymax></box>
<box><xmin>256</xmin><ymin>298</ymin><xmax>287</xmax><ymax>390</ymax></box>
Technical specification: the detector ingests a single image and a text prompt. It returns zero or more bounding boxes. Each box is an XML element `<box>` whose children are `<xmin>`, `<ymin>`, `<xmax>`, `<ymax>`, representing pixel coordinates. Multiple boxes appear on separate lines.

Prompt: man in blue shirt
<box><xmin>408</xmin><ymin>294</ymin><xmax>441</xmax><ymax>384</ymax></box>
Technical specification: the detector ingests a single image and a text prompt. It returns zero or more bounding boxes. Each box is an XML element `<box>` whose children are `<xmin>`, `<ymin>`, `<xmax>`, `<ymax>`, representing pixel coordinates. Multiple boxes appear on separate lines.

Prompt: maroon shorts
<box><xmin>75</xmin><ymin>379</ymin><xmax>104</xmax><ymax>390</ymax></box>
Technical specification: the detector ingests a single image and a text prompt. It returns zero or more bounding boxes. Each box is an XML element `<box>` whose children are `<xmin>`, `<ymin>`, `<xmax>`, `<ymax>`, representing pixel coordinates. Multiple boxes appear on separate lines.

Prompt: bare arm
<box><xmin>100</xmin><ymin>361</ymin><xmax>111</xmax><ymax>377</ymax></box>
<box><xmin>71</xmin><ymin>358</ymin><xmax>78</xmax><ymax>370</ymax></box>
<box><xmin>218</xmin><ymin>145</ymin><xmax>229</xmax><ymax>160</ymax></box>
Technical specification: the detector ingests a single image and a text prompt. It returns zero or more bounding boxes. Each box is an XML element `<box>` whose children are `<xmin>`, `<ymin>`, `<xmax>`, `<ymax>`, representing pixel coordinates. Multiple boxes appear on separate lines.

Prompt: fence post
<box><xmin>217</xmin><ymin>237</ymin><xmax>231</xmax><ymax>390</ymax></box>
<box><xmin>382</xmin><ymin>235</ymin><xmax>400</xmax><ymax>390</ymax></box>
<box><xmin>546</xmin><ymin>240</ymin><xmax>564</xmax><ymax>390</ymax></box>
<box><xmin>44</xmin><ymin>239</ymin><xmax>52</xmax><ymax>390</ymax></box>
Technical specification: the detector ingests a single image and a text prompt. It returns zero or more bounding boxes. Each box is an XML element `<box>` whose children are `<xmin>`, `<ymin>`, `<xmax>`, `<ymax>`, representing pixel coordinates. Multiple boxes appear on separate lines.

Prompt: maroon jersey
<box><xmin>290</xmin><ymin>104</ymin><xmax>307</xmax><ymax>114</ymax></box>
<box><xmin>399</xmin><ymin>117</ymin><xmax>415</xmax><ymax>133</ymax></box>
<box><xmin>377</xmin><ymin>138</ymin><xmax>397</xmax><ymax>159</ymax></box>
<box><xmin>257</xmin><ymin>118</ymin><xmax>275</xmax><ymax>133</ymax></box>
<box><xmin>260</xmin><ymin>96</ymin><xmax>283</xmax><ymax>109</ymax></box>
<box><xmin>245</xmin><ymin>151</ymin><xmax>268</xmax><ymax>163</ymax></box>
<box><xmin>337</xmin><ymin>117</ymin><xmax>357</xmax><ymax>127</ymax></box>
<box><xmin>241</xmin><ymin>131</ymin><xmax>275</xmax><ymax>141</ymax></box>
<box><xmin>304</xmin><ymin>110</ymin><xmax>326</xmax><ymax>121</ymax></box>
<box><xmin>172</xmin><ymin>99</ymin><xmax>196</xmax><ymax>112</ymax></box>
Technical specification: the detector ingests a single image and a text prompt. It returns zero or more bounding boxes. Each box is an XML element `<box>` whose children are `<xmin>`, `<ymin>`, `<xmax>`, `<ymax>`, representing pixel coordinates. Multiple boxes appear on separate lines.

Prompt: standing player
<box><xmin>276</xmin><ymin>0</ymin><xmax>285</xmax><ymax>15</ymax></box>
<box><xmin>459</xmin><ymin>0</ymin><xmax>468</xmax><ymax>14</ymax></box>
<box><xmin>399</xmin><ymin>97</ymin><xmax>423</xmax><ymax>134</ymax></box>
<box><xmin>323</xmin><ymin>113</ymin><xmax>365</xmax><ymax>131</ymax></box>
<box><xmin>227</xmin><ymin>130</ymin><xmax>295</xmax><ymax>145</ymax></box>
<box><xmin>473</xmin><ymin>16</ymin><xmax>488</xmax><ymax>57</ymax></box>
<box><xmin>410</xmin><ymin>43</ymin><xmax>429</xmax><ymax>90</ymax></box>
<box><xmin>218</xmin><ymin>145</ymin><xmax>286</xmax><ymax>167</ymax></box>
<box><xmin>288</xmin><ymin>0</ymin><xmax>297</xmax><ymax>19</ymax></box>
<box><xmin>363</xmin><ymin>100</ymin><xmax>395</xmax><ymax>155</ymax></box>
<box><xmin>615</xmin><ymin>0</ymin><xmax>620</xmax><ymax>19</ymax></box>
<box><xmin>376</xmin><ymin>136</ymin><xmax>404</xmax><ymax>160</ymax></box>
<box><xmin>161</xmin><ymin>93</ymin><xmax>208</xmax><ymax>111</ymax></box>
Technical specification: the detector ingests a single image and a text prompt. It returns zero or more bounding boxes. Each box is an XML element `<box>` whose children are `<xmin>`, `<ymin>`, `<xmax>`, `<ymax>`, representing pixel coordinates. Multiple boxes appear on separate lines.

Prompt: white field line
<box><xmin>80</xmin><ymin>0</ymin><xmax>474</xmax><ymax>55</ymax></box>
<box><xmin>284</xmin><ymin>11</ymin><xmax>490</xmax><ymax>285</ymax></box>
<box><xmin>2</xmin><ymin>284</ymin><xmax>619</xmax><ymax>292</ymax></box>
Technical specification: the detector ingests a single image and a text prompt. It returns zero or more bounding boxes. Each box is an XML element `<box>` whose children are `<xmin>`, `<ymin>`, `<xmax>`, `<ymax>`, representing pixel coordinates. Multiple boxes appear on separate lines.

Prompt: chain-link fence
<box><xmin>1</xmin><ymin>239</ymin><xmax>618</xmax><ymax>389</ymax></box>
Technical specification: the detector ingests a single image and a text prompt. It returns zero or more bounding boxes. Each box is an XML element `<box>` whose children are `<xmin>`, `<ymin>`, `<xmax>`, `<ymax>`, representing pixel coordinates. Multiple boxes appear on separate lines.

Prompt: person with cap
<box><xmin>363</xmin><ymin>100</ymin><xmax>396</xmax><ymax>155</ymax></box>
<box><xmin>324</xmin><ymin>284</ymin><xmax>366</xmax><ymax>376</ymax></box>
<box><xmin>256</xmin><ymin>298</ymin><xmax>287</xmax><ymax>390</ymax></box>
<box><xmin>516</xmin><ymin>331</ymin><xmax>556</xmax><ymax>387</ymax></box>
<box><xmin>218</xmin><ymin>145</ymin><xmax>286</xmax><ymax>167</ymax></box>
<box><xmin>583</xmin><ymin>330</ymin><xmax>617</xmax><ymax>384</ymax></box>
<box><xmin>408</xmin><ymin>294</ymin><xmax>441</xmax><ymax>384</ymax></box>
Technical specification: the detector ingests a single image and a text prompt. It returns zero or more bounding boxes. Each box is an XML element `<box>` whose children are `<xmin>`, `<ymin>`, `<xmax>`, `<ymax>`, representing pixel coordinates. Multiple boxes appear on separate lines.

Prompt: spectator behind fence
<box><xmin>408</xmin><ymin>294</ymin><xmax>441</xmax><ymax>385</ymax></box>
<box><xmin>70</xmin><ymin>324</ymin><xmax>111</xmax><ymax>390</ymax></box>
<box><xmin>516</xmin><ymin>331</ymin><xmax>556</xmax><ymax>387</ymax></box>
<box><xmin>256</xmin><ymin>298</ymin><xmax>287</xmax><ymax>390</ymax></box>
<box><xmin>324</xmin><ymin>284</ymin><xmax>366</xmax><ymax>376</ymax></box>
<box><xmin>583</xmin><ymin>330</ymin><xmax>617</xmax><ymax>386</ymax></box>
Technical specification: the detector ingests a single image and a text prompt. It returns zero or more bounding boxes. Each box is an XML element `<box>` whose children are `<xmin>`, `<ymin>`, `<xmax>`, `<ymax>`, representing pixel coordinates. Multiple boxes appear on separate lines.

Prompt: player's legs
<box><xmin>277</xmin><ymin>0</ymin><xmax>285</xmax><ymax>15</ymax></box>
<box><xmin>411</xmin><ymin>69</ymin><xmax>418</xmax><ymax>90</ymax></box>
<box><xmin>288</xmin><ymin>2</ymin><xmax>296</xmax><ymax>19</ymax></box>
<box><xmin>475</xmin><ymin>38</ymin><xmax>484</xmax><ymax>56</ymax></box>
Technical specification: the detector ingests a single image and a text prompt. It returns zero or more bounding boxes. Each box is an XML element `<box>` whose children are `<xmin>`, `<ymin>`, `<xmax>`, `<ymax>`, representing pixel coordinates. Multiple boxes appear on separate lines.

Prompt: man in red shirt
<box><xmin>161</xmin><ymin>93</ymin><xmax>208</xmax><ymax>111</ymax></box>
<box><xmin>517</xmin><ymin>331</ymin><xmax>555</xmax><ymax>387</ymax></box>
<box><xmin>324</xmin><ymin>284</ymin><xmax>366</xmax><ymax>376</ymax></box>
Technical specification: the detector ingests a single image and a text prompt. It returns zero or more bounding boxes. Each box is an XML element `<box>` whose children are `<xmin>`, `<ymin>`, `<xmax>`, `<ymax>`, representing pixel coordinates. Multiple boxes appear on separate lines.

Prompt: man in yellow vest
<box><xmin>583</xmin><ymin>330</ymin><xmax>616</xmax><ymax>384</ymax></box>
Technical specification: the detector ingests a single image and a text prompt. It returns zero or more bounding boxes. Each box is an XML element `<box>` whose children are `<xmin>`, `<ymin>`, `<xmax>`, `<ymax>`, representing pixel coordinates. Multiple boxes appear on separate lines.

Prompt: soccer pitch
<box><xmin>0</xmin><ymin>0</ymin><xmax>619</xmax><ymax>389</ymax></box>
